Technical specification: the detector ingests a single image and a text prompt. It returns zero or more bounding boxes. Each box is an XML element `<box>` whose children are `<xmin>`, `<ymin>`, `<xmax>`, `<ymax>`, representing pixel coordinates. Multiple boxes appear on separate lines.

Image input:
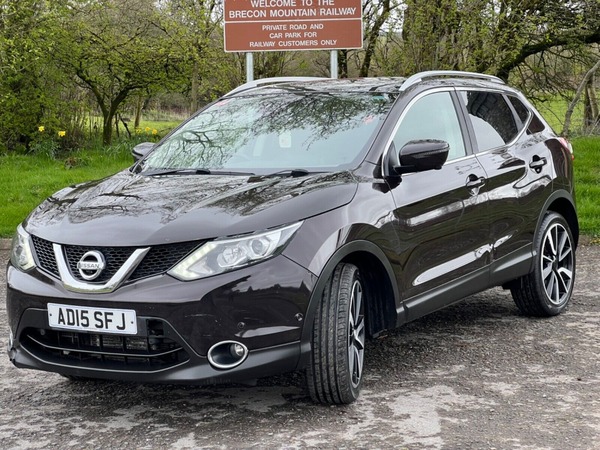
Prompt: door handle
<box><xmin>529</xmin><ymin>156</ymin><xmax>547</xmax><ymax>173</ymax></box>
<box><xmin>466</xmin><ymin>174</ymin><xmax>486</xmax><ymax>189</ymax></box>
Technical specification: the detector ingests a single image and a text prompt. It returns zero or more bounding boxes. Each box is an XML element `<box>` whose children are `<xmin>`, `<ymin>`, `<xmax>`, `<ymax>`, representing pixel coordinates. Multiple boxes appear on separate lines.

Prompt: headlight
<box><xmin>10</xmin><ymin>225</ymin><xmax>35</xmax><ymax>271</ymax></box>
<box><xmin>168</xmin><ymin>222</ymin><xmax>302</xmax><ymax>281</ymax></box>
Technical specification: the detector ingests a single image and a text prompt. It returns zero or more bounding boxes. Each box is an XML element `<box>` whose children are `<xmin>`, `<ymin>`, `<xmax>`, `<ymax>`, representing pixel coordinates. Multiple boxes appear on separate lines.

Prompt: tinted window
<box><xmin>459</xmin><ymin>91</ymin><xmax>518</xmax><ymax>152</ymax></box>
<box><xmin>528</xmin><ymin>113</ymin><xmax>546</xmax><ymax>134</ymax></box>
<box><xmin>393</xmin><ymin>92</ymin><xmax>466</xmax><ymax>161</ymax></box>
<box><xmin>509</xmin><ymin>96</ymin><xmax>530</xmax><ymax>124</ymax></box>
<box><xmin>141</xmin><ymin>92</ymin><xmax>395</xmax><ymax>174</ymax></box>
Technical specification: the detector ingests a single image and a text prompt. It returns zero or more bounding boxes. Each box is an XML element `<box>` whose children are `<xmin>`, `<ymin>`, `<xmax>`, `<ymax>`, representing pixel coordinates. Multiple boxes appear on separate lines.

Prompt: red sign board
<box><xmin>224</xmin><ymin>0</ymin><xmax>363</xmax><ymax>52</ymax></box>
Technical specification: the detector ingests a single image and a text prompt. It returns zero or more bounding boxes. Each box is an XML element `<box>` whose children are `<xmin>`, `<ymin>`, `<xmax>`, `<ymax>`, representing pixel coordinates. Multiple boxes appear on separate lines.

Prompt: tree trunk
<box><xmin>360</xmin><ymin>0</ymin><xmax>391</xmax><ymax>77</ymax></box>
<box><xmin>191</xmin><ymin>60</ymin><xmax>199</xmax><ymax>112</ymax></box>
<box><xmin>115</xmin><ymin>114</ymin><xmax>120</xmax><ymax>139</ymax></box>
<box><xmin>102</xmin><ymin>89</ymin><xmax>131</xmax><ymax>145</ymax></box>
<box><xmin>562</xmin><ymin>58</ymin><xmax>600</xmax><ymax>137</ymax></box>
<box><xmin>338</xmin><ymin>50</ymin><xmax>348</xmax><ymax>78</ymax></box>
<box><xmin>134</xmin><ymin>95</ymin><xmax>144</xmax><ymax>129</ymax></box>
<box><xmin>584</xmin><ymin>74</ymin><xmax>599</xmax><ymax>131</ymax></box>
<box><xmin>102</xmin><ymin>111</ymin><xmax>113</xmax><ymax>145</ymax></box>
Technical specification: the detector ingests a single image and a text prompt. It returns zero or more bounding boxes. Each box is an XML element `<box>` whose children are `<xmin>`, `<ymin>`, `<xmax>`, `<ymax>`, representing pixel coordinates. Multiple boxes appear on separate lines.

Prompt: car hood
<box><xmin>25</xmin><ymin>170</ymin><xmax>358</xmax><ymax>246</ymax></box>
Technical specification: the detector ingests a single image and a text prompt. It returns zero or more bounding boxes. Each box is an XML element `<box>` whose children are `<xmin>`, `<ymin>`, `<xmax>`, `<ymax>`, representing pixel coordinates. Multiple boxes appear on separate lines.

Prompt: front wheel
<box><xmin>307</xmin><ymin>263</ymin><xmax>365</xmax><ymax>404</ymax></box>
<box><xmin>510</xmin><ymin>212</ymin><xmax>575</xmax><ymax>316</ymax></box>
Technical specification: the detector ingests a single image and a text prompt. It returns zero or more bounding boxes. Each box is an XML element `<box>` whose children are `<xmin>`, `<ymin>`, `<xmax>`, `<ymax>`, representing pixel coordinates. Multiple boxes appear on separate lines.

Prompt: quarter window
<box><xmin>509</xmin><ymin>96</ymin><xmax>530</xmax><ymax>125</ymax></box>
<box><xmin>393</xmin><ymin>92</ymin><xmax>466</xmax><ymax>161</ymax></box>
<box><xmin>459</xmin><ymin>91</ymin><xmax>519</xmax><ymax>152</ymax></box>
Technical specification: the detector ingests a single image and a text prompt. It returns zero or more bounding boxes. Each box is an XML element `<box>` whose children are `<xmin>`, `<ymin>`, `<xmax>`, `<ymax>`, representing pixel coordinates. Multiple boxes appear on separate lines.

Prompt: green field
<box><xmin>0</xmin><ymin>147</ymin><xmax>133</xmax><ymax>237</ymax></box>
<box><xmin>0</xmin><ymin>136</ymin><xmax>598</xmax><ymax>238</ymax></box>
<box><xmin>572</xmin><ymin>136</ymin><xmax>600</xmax><ymax>239</ymax></box>
<box><xmin>534</xmin><ymin>97</ymin><xmax>586</xmax><ymax>136</ymax></box>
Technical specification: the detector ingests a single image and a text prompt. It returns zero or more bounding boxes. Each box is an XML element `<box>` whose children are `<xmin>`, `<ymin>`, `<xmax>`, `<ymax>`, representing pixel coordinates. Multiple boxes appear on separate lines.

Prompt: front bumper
<box><xmin>6</xmin><ymin>255</ymin><xmax>316</xmax><ymax>383</ymax></box>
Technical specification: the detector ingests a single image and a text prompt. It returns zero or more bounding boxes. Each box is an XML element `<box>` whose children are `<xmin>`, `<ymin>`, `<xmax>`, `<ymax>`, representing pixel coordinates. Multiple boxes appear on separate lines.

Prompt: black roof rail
<box><xmin>399</xmin><ymin>70</ymin><xmax>505</xmax><ymax>92</ymax></box>
<box><xmin>224</xmin><ymin>76</ymin><xmax>329</xmax><ymax>96</ymax></box>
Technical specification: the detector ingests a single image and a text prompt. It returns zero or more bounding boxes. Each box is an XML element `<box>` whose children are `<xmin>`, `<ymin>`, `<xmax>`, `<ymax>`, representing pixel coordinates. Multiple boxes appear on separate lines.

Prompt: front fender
<box><xmin>293</xmin><ymin>239</ymin><xmax>401</xmax><ymax>371</ymax></box>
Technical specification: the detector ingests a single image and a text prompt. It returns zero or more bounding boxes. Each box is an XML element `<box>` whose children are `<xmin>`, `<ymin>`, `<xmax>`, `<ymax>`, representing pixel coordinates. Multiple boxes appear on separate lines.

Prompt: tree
<box><xmin>358</xmin><ymin>0</ymin><xmax>396</xmax><ymax>77</ymax></box>
<box><xmin>160</xmin><ymin>0</ymin><xmax>234</xmax><ymax>111</ymax></box>
<box><xmin>54</xmin><ymin>0</ymin><xmax>181</xmax><ymax>145</ymax></box>
<box><xmin>333</xmin><ymin>0</ymin><xmax>398</xmax><ymax>78</ymax></box>
<box><xmin>493</xmin><ymin>1</ymin><xmax>600</xmax><ymax>80</ymax></box>
<box><xmin>368</xmin><ymin>0</ymin><xmax>600</xmax><ymax>81</ymax></box>
<box><xmin>0</xmin><ymin>0</ymin><xmax>66</xmax><ymax>151</ymax></box>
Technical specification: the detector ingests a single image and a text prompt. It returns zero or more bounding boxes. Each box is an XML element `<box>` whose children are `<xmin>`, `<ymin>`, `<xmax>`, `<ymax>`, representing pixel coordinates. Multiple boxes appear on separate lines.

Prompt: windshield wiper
<box><xmin>142</xmin><ymin>168</ymin><xmax>255</xmax><ymax>176</ymax></box>
<box><xmin>261</xmin><ymin>169</ymin><xmax>323</xmax><ymax>178</ymax></box>
<box><xmin>143</xmin><ymin>168</ymin><xmax>211</xmax><ymax>176</ymax></box>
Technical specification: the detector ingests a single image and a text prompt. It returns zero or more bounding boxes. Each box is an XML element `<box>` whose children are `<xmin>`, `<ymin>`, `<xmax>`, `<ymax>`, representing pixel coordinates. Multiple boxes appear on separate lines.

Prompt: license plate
<box><xmin>47</xmin><ymin>303</ymin><xmax>137</xmax><ymax>335</ymax></box>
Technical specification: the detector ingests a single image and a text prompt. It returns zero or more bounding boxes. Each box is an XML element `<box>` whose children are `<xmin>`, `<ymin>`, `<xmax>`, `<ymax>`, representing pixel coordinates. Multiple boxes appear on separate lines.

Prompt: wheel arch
<box><xmin>539</xmin><ymin>191</ymin><xmax>579</xmax><ymax>249</ymax></box>
<box><xmin>296</xmin><ymin>240</ymin><xmax>400</xmax><ymax>370</ymax></box>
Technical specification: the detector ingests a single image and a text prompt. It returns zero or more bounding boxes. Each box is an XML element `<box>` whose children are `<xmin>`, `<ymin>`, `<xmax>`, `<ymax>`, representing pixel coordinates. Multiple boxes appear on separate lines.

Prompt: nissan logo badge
<box><xmin>77</xmin><ymin>250</ymin><xmax>106</xmax><ymax>281</ymax></box>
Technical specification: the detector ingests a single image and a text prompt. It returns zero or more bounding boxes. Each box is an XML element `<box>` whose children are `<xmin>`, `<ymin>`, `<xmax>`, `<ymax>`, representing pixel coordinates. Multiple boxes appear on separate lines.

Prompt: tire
<box><xmin>510</xmin><ymin>212</ymin><xmax>575</xmax><ymax>316</ymax></box>
<box><xmin>306</xmin><ymin>263</ymin><xmax>366</xmax><ymax>405</ymax></box>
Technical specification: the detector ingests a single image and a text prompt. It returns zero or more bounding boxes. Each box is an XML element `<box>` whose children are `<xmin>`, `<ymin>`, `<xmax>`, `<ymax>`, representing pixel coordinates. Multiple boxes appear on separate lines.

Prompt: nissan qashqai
<box><xmin>7</xmin><ymin>71</ymin><xmax>578</xmax><ymax>404</ymax></box>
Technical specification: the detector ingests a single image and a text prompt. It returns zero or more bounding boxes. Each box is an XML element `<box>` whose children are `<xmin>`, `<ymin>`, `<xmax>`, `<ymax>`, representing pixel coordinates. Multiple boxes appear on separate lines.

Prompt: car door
<box><xmin>386</xmin><ymin>90</ymin><xmax>491</xmax><ymax>321</ymax></box>
<box><xmin>455</xmin><ymin>89</ymin><xmax>554</xmax><ymax>280</ymax></box>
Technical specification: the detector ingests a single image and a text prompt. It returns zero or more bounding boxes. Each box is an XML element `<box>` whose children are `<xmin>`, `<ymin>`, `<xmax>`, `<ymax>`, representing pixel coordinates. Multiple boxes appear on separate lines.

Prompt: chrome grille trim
<box><xmin>54</xmin><ymin>244</ymin><xmax>150</xmax><ymax>293</ymax></box>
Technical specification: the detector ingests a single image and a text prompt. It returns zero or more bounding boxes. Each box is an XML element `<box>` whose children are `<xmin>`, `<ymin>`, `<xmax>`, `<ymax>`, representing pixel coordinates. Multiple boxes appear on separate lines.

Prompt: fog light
<box><xmin>231</xmin><ymin>343</ymin><xmax>245</xmax><ymax>357</ymax></box>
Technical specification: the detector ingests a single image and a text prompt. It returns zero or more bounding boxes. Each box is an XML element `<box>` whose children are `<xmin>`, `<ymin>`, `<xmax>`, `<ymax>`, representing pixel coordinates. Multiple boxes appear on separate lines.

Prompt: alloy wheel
<box><xmin>348</xmin><ymin>279</ymin><xmax>365</xmax><ymax>389</ymax></box>
<box><xmin>541</xmin><ymin>223</ymin><xmax>574</xmax><ymax>306</ymax></box>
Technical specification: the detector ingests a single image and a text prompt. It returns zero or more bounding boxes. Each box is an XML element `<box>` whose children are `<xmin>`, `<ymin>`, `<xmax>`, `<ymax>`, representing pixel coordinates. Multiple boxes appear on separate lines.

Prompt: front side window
<box><xmin>392</xmin><ymin>91</ymin><xmax>467</xmax><ymax>161</ymax></box>
<box><xmin>139</xmin><ymin>91</ymin><xmax>395</xmax><ymax>174</ymax></box>
<box><xmin>458</xmin><ymin>91</ymin><xmax>519</xmax><ymax>152</ymax></box>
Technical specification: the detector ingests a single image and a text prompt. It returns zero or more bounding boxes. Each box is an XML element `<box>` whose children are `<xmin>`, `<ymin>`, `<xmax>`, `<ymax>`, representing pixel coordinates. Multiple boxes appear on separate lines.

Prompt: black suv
<box><xmin>7</xmin><ymin>71</ymin><xmax>578</xmax><ymax>404</ymax></box>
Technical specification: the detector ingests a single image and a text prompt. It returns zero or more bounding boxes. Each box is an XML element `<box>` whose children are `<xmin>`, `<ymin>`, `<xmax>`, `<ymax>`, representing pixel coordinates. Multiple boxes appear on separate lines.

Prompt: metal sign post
<box><xmin>330</xmin><ymin>50</ymin><xmax>338</xmax><ymax>79</ymax></box>
<box><xmin>246</xmin><ymin>52</ymin><xmax>254</xmax><ymax>83</ymax></box>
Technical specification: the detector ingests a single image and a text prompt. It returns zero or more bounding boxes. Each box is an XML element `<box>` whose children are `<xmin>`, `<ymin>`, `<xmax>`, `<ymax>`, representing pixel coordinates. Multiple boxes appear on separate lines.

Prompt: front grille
<box><xmin>31</xmin><ymin>235</ymin><xmax>59</xmax><ymax>277</ymax></box>
<box><xmin>129</xmin><ymin>242</ymin><xmax>199</xmax><ymax>281</ymax></box>
<box><xmin>21</xmin><ymin>319</ymin><xmax>190</xmax><ymax>372</ymax></box>
<box><xmin>30</xmin><ymin>236</ymin><xmax>201</xmax><ymax>283</ymax></box>
<box><xmin>65</xmin><ymin>245</ymin><xmax>136</xmax><ymax>283</ymax></box>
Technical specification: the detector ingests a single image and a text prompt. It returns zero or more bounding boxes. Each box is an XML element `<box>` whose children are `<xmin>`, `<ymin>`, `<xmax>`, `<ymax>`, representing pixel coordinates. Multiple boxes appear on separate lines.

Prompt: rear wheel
<box><xmin>307</xmin><ymin>263</ymin><xmax>365</xmax><ymax>405</ymax></box>
<box><xmin>511</xmin><ymin>212</ymin><xmax>575</xmax><ymax>316</ymax></box>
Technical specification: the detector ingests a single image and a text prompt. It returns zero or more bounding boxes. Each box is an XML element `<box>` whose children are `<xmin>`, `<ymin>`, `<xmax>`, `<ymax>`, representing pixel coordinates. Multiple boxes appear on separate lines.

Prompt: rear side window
<box><xmin>508</xmin><ymin>96</ymin><xmax>530</xmax><ymax>125</ymax></box>
<box><xmin>527</xmin><ymin>113</ymin><xmax>546</xmax><ymax>134</ymax></box>
<box><xmin>458</xmin><ymin>91</ymin><xmax>519</xmax><ymax>152</ymax></box>
<box><xmin>508</xmin><ymin>95</ymin><xmax>546</xmax><ymax>134</ymax></box>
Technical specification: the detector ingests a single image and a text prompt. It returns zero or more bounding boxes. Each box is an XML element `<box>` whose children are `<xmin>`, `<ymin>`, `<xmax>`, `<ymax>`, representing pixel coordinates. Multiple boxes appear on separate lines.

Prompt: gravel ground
<box><xmin>0</xmin><ymin>241</ymin><xmax>599</xmax><ymax>449</ymax></box>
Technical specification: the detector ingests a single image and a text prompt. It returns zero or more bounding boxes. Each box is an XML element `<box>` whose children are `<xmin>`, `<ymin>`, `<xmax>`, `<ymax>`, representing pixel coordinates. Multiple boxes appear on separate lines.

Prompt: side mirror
<box><xmin>394</xmin><ymin>139</ymin><xmax>449</xmax><ymax>174</ymax></box>
<box><xmin>131</xmin><ymin>142</ymin><xmax>155</xmax><ymax>163</ymax></box>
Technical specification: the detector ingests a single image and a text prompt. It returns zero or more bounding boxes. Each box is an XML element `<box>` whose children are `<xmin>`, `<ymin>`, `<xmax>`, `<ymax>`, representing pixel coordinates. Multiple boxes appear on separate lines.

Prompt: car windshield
<box><xmin>139</xmin><ymin>91</ymin><xmax>395</xmax><ymax>175</ymax></box>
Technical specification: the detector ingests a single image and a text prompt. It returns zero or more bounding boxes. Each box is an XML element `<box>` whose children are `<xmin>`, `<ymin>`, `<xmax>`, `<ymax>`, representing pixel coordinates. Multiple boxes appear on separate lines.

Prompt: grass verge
<box><xmin>0</xmin><ymin>146</ymin><xmax>132</xmax><ymax>237</ymax></box>
<box><xmin>572</xmin><ymin>136</ymin><xmax>600</xmax><ymax>238</ymax></box>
